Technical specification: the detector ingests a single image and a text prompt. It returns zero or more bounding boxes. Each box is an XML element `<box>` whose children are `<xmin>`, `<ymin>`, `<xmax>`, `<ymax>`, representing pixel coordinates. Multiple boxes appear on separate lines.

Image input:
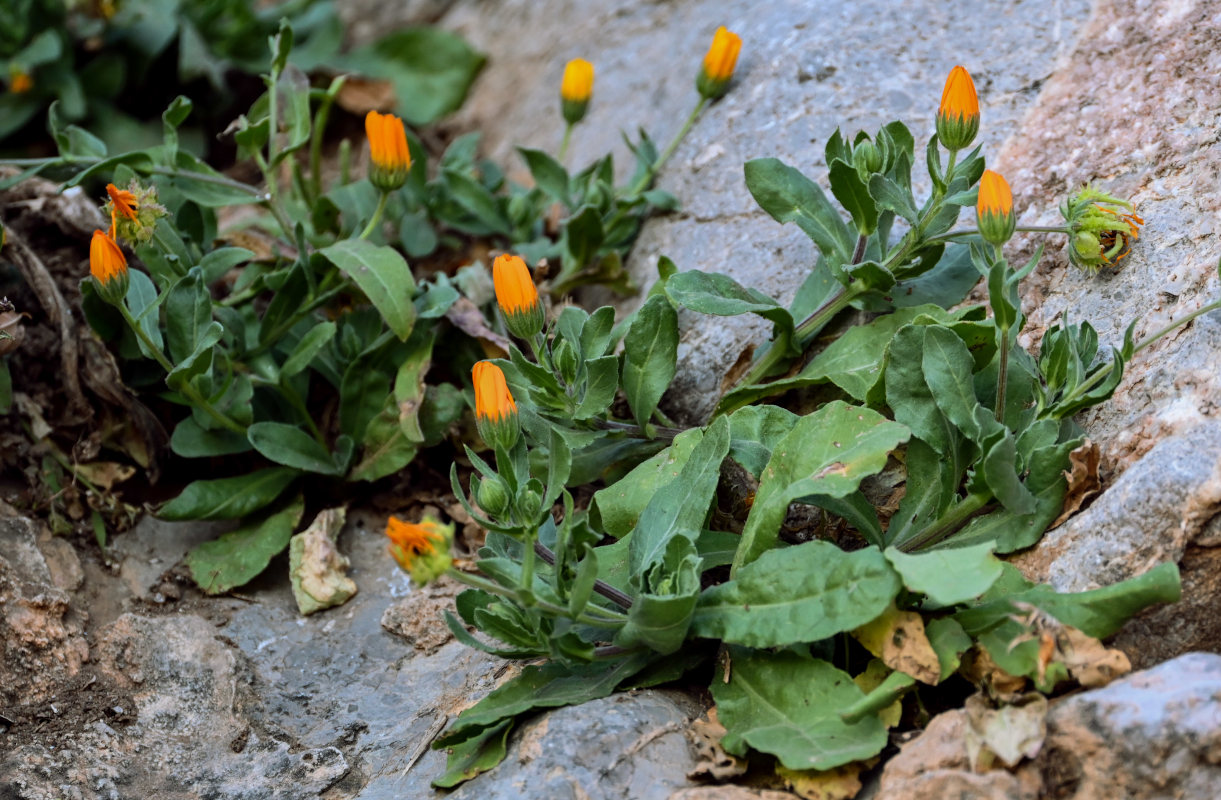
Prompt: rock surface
<box><xmin>876</xmin><ymin>653</ymin><xmax>1221</xmax><ymax>800</ymax></box>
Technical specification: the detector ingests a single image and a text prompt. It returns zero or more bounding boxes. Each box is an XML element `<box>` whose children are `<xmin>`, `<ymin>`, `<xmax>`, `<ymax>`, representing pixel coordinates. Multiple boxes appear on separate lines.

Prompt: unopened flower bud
<box><xmin>89</xmin><ymin>229</ymin><xmax>129</xmax><ymax>305</ymax></box>
<box><xmin>492</xmin><ymin>254</ymin><xmax>544</xmax><ymax>339</ymax></box>
<box><xmin>365</xmin><ymin>110</ymin><xmax>411</xmax><ymax>193</ymax></box>
<box><xmin>554</xmin><ymin>339</ymin><xmax>579</xmax><ymax>385</ymax></box>
<box><xmin>476</xmin><ymin>474</ymin><xmax>511</xmax><ymax>517</ymax></box>
<box><xmin>936</xmin><ymin>65</ymin><xmax>980</xmax><ymax>152</ymax></box>
<box><xmin>853</xmin><ymin>140</ymin><xmax>882</xmax><ymax>176</ymax></box>
<box><xmin>976</xmin><ymin>170</ymin><xmax>1015</xmax><ymax>246</ymax></box>
<box><xmin>516</xmin><ymin>480</ymin><xmax>544</xmax><ymax>522</ymax></box>
<box><xmin>561</xmin><ymin>58</ymin><xmax>594</xmax><ymax>125</ymax></box>
<box><xmin>696</xmin><ymin>26</ymin><xmax>742</xmax><ymax>100</ymax></box>
<box><xmin>472</xmin><ymin>361</ymin><xmax>520</xmax><ymax>451</ymax></box>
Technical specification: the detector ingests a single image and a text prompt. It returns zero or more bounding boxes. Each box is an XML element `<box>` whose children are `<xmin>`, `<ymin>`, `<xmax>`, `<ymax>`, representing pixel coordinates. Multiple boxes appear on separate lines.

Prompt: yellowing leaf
<box><xmin>852</xmin><ymin>605</ymin><xmax>941</xmax><ymax>685</ymax></box>
<box><xmin>776</xmin><ymin>761</ymin><xmax>867</xmax><ymax>800</ymax></box>
<box><xmin>852</xmin><ymin>659</ymin><xmax>902</xmax><ymax>727</ymax></box>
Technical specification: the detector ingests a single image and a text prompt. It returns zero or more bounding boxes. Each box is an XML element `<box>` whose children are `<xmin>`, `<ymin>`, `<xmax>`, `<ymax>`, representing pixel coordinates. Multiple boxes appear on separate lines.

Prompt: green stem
<box><xmin>245</xmin><ymin>273</ymin><xmax>346</xmax><ymax>358</ymax></box>
<box><xmin>309</xmin><ymin>78</ymin><xmax>343</xmax><ymax>199</ymax></box>
<box><xmin>995</xmin><ymin>325</ymin><xmax>1010</xmax><ymax>423</ymax></box>
<box><xmin>628</xmin><ymin>96</ymin><xmax>708</xmax><ymax>196</ymax></box>
<box><xmin>359</xmin><ymin>192</ymin><xmax>390</xmax><ymax>240</ymax></box>
<box><xmin>558</xmin><ymin>122</ymin><xmax>574</xmax><ymax>163</ymax></box>
<box><xmin>533</xmin><ymin>541</ymin><xmax>634</xmax><ymax>609</ymax></box>
<box><xmin>116</xmin><ymin>304</ymin><xmax>247</xmax><ymax>435</ymax></box>
<box><xmin>594</xmin><ymin>418</ymin><xmax>683</xmax><ymax>441</ymax></box>
<box><xmin>897</xmin><ymin>493</ymin><xmax>991</xmax><ymax>552</ymax></box>
<box><xmin>927</xmin><ymin>225</ymin><xmax>1071</xmax><ymax>245</ymax></box>
<box><xmin>445</xmin><ymin>569</ymin><xmax>628</xmax><ymax>627</ymax></box>
<box><xmin>279</xmin><ymin>379</ymin><xmax>325</xmax><ymax>445</ymax></box>
<box><xmin>1060</xmin><ymin>298</ymin><xmax>1221</xmax><ymax>408</ymax></box>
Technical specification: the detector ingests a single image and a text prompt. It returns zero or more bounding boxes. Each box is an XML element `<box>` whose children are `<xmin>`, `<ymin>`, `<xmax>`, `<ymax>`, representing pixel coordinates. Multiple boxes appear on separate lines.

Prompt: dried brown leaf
<box><xmin>445</xmin><ymin>296</ymin><xmax>510</xmax><ymax>358</ymax></box>
<box><xmin>1059</xmin><ymin>626</ymin><xmax>1131</xmax><ymax>688</ymax></box>
<box><xmin>687</xmin><ymin>707</ymin><xmax>748</xmax><ymax>782</ymax></box>
<box><xmin>776</xmin><ymin>761</ymin><xmax>868</xmax><ymax>800</ymax></box>
<box><xmin>963</xmin><ymin>691</ymin><xmax>1047</xmax><ymax>770</ymax></box>
<box><xmin>1052</xmin><ymin>439</ymin><xmax>1101</xmax><ymax>527</ymax></box>
<box><xmin>335</xmin><ymin>76</ymin><xmax>396</xmax><ymax>114</ymax></box>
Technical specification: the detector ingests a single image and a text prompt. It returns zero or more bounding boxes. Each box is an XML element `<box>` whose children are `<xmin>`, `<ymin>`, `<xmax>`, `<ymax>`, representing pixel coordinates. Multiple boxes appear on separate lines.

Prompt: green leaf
<box><xmin>340</xmin><ymin>28</ymin><xmax>485</xmax><ymax>126</ymax></box>
<box><xmin>592</xmin><ymin>428</ymin><xmax>704</xmax><ymax>537</ymax></box>
<box><xmin>744</xmin><ymin>158</ymin><xmax>854</xmax><ymax>261</ymax></box>
<box><xmin>319</xmin><ymin>240</ymin><xmax>417</xmax><ymax>340</ymax></box>
<box><xmin>888</xmin><ymin>243</ymin><xmax>979</xmax><ymax>309</ymax></box>
<box><xmin>432</xmin><ymin>719</ymin><xmax>514</xmax><ymax>789</ymax></box>
<box><xmin>727</xmin><ymin>404</ymin><xmax>800</xmax><ymax>478</ymax></box>
<box><xmin>629</xmin><ymin>416</ymin><xmax>730</xmax><ymax>575</ymax></box>
<box><xmin>616</xmin><ymin>539</ymin><xmax>701</xmax><ymax>655</ymax></box>
<box><xmin>281</xmin><ymin>322</ymin><xmax>337</xmax><ymax>378</ymax></box>
<box><xmin>926</xmin><ymin>617</ymin><xmax>973</xmax><ymax>682</ymax></box>
<box><xmin>434</xmin><ymin>654</ymin><xmax>650</xmax><ymax>747</ymax></box>
<box><xmin>956</xmin><ymin>562</ymin><xmax>1181</xmax><ymax>641</ymax></box>
<box><xmin>186</xmin><ymin>499</ymin><xmax>304</xmax><ymax>594</ymax></box>
<box><xmin>695</xmin><ymin>541</ymin><xmax>900</xmax><ymax>647</ymax></box>
<box><xmin>828</xmin><ymin>160</ymin><xmax>877</xmax><ymax>235</ymax></box>
<box><xmin>621</xmin><ymin>294</ymin><xmax>678</xmax><ymax>430</ymax></box>
<box><xmin>575</xmin><ymin>355</ymin><xmax>619</xmax><ymax>419</ymax></box>
<box><xmin>158</xmin><ymin>468</ymin><xmax>297</xmax><ymax>521</ymax></box>
<box><xmin>885</xmin><ymin>439</ymin><xmax>956</xmax><ymax>549</ymax></box>
<box><xmin>442</xmin><ymin>168</ymin><xmax>513</xmax><ymax>236</ymax></box>
<box><xmin>665</xmin><ymin>270</ymin><xmax>794</xmax><ymax>344</ymax></box>
<box><xmin>732</xmin><ymin>401</ymin><xmax>910</xmax><ymax>571</ymax></box>
<box><xmin>164</xmin><ymin>270</ymin><xmax>212</xmax><ymax>363</ymax></box>
<box><xmin>884</xmin><ymin>326</ymin><xmax>960</xmax><ymax>456</ymax></box>
<box><xmin>170</xmin><ymin>416</ymin><xmax>251</xmax><ymax>457</ymax></box>
<box><xmin>125</xmin><ymin>269</ymin><xmax>164</xmax><ymax>358</ymax></box>
<box><xmin>518</xmin><ymin>147</ymin><xmax>570</xmax><ymax>205</ymax></box>
<box><xmin>978</xmin><ymin>432</ymin><xmax>1037</xmax><ymax>515</ymax></box>
<box><xmin>868</xmin><ymin>173</ymin><xmax>919</xmax><ymax>225</ymax></box>
<box><xmin>348</xmin><ymin>393</ymin><xmax>419</xmax><ymax>482</ymax></box>
<box><xmin>198</xmin><ymin>247</ymin><xmax>253</xmax><ymax>284</ymax></box>
<box><xmin>713</xmin><ymin>649</ymin><xmax>887</xmax><ymax>770</ymax></box>
<box><xmin>248</xmin><ymin>422</ymin><xmax>345</xmax><ymax>475</ymax></box>
<box><xmin>883</xmin><ymin>543</ymin><xmax>1004</xmax><ymax>606</ymax></box>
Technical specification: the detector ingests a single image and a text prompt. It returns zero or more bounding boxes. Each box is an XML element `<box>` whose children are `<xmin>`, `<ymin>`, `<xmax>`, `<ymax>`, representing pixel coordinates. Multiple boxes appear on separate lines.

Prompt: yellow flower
<box><xmin>976</xmin><ymin>170</ymin><xmax>1015</xmax><ymax>246</ymax></box>
<box><xmin>472</xmin><ymin>360</ymin><xmax>520</xmax><ymax>450</ymax></box>
<box><xmin>697</xmin><ymin>26</ymin><xmax>742</xmax><ymax>100</ymax></box>
<box><xmin>8</xmin><ymin>70</ymin><xmax>32</xmax><ymax>94</ymax></box>
<box><xmin>90</xmin><ymin>229</ymin><xmax>129</xmax><ymax>304</ymax></box>
<box><xmin>365</xmin><ymin>110</ymin><xmax>411</xmax><ymax>192</ymax></box>
<box><xmin>936</xmin><ymin>65</ymin><xmax>980</xmax><ymax>151</ymax></box>
<box><xmin>385</xmin><ymin>516</ymin><xmax>453</xmax><ymax>586</ymax></box>
<box><xmin>492</xmin><ymin>253</ymin><xmax>544</xmax><ymax>339</ymax></box>
<box><xmin>561</xmin><ymin>58</ymin><xmax>594</xmax><ymax>124</ymax></box>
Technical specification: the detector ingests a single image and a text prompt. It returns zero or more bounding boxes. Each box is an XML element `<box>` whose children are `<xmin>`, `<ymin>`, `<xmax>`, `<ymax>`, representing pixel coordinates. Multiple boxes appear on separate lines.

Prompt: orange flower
<box><xmin>936</xmin><ymin>65</ymin><xmax>979</xmax><ymax>151</ymax></box>
<box><xmin>976</xmin><ymin>170</ymin><xmax>1015</xmax><ymax>246</ymax></box>
<box><xmin>89</xmin><ymin>229</ymin><xmax>129</xmax><ymax>303</ymax></box>
<box><xmin>385</xmin><ymin>516</ymin><xmax>453</xmax><ymax>585</ymax></box>
<box><xmin>697</xmin><ymin>26</ymin><xmax>742</xmax><ymax>99</ymax></box>
<box><xmin>9</xmin><ymin>70</ymin><xmax>32</xmax><ymax>94</ymax></box>
<box><xmin>365</xmin><ymin>110</ymin><xmax>411</xmax><ymax>191</ymax></box>
<box><xmin>492</xmin><ymin>253</ymin><xmax>544</xmax><ymax>338</ymax></box>
<box><xmin>106</xmin><ymin>183</ymin><xmax>139</xmax><ymax>222</ymax></box>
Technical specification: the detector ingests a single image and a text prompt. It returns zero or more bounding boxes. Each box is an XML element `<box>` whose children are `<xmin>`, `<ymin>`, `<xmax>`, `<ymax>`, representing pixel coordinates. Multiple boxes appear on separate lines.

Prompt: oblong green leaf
<box><xmin>158</xmin><ymin>468</ymin><xmax>297</xmax><ymax>521</ymax></box>
<box><xmin>695</xmin><ymin>541</ymin><xmax>900</xmax><ymax>647</ymax></box>
<box><xmin>744</xmin><ymin>158</ymin><xmax>854</xmax><ymax>260</ymax></box>
<box><xmin>621</xmin><ymin>294</ymin><xmax>678</xmax><ymax>430</ymax></box>
<box><xmin>713</xmin><ymin>649</ymin><xmax>887</xmax><ymax>770</ymax></box>
<box><xmin>185</xmin><ymin>499</ymin><xmax>303</xmax><ymax>594</ymax></box>
<box><xmin>248</xmin><ymin>422</ymin><xmax>344</xmax><ymax>475</ymax></box>
<box><xmin>320</xmin><ymin>240</ymin><xmax>417</xmax><ymax>340</ymax></box>
<box><xmin>884</xmin><ymin>542</ymin><xmax>1004</xmax><ymax>607</ymax></box>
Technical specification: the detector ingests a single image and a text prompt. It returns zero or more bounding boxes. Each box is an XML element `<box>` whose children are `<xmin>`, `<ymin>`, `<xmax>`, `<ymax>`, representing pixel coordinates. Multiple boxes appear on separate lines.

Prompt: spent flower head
<box><xmin>472</xmin><ymin>360</ymin><xmax>520</xmax><ymax>450</ymax></box>
<box><xmin>697</xmin><ymin>26</ymin><xmax>742</xmax><ymax>100</ymax></box>
<box><xmin>561</xmin><ymin>58</ymin><xmax>594</xmax><ymax>125</ymax></box>
<box><xmin>104</xmin><ymin>181</ymin><xmax>166</xmax><ymax>245</ymax></box>
<box><xmin>492</xmin><ymin>253</ymin><xmax>544</xmax><ymax>339</ymax></box>
<box><xmin>365</xmin><ymin>110</ymin><xmax>411</xmax><ymax>192</ymax></box>
<box><xmin>936</xmin><ymin>65</ymin><xmax>979</xmax><ymax>152</ymax></box>
<box><xmin>976</xmin><ymin>169</ymin><xmax>1015</xmax><ymax>246</ymax></box>
<box><xmin>1060</xmin><ymin>186</ymin><xmax>1144</xmax><ymax>273</ymax></box>
<box><xmin>385</xmin><ymin>516</ymin><xmax>453</xmax><ymax>586</ymax></box>
<box><xmin>90</xmin><ymin>229</ymin><xmax>129</xmax><ymax>305</ymax></box>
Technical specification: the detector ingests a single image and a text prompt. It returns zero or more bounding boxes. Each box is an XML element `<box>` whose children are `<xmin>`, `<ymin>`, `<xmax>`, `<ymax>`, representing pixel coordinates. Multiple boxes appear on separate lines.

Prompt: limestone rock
<box><xmin>877</xmin><ymin>653</ymin><xmax>1221</xmax><ymax>800</ymax></box>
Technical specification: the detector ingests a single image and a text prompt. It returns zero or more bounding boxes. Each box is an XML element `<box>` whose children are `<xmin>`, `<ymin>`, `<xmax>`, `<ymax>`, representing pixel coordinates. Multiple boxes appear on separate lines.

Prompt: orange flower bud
<box><xmin>697</xmin><ymin>26</ymin><xmax>742</xmax><ymax>100</ymax></box>
<box><xmin>561</xmin><ymin>58</ymin><xmax>594</xmax><ymax>124</ymax></box>
<box><xmin>365</xmin><ymin>110</ymin><xmax>411</xmax><ymax>192</ymax></box>
<box><xmin>89</xmin><ymin>229</ymin><xmax>129</xmax><ymax>305</ymax></box>
<box><xmin>492</xmin><ymin>253</ymin><xmax>544</xmax><ymax>339</ymax></box>
<box><xmin>472</xmin><ymin>360</ymin><xmax>520</xmax><ymax>450</ymax></box>
<box><xmin>936</xmin><ymin>65</ymin><xmax>980</xmax><ymax>151</ymax></box>
<box><xmin>976</xmin><ymin>170</ymin><xmax>1015</xmax><ymax>246</ymax></box>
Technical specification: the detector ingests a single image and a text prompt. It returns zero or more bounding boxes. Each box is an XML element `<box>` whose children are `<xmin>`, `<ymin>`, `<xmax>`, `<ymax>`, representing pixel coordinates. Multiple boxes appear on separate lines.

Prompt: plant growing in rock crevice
<box><xmin>392</xmin><ymin>62</ymin><xmax>1214</xmax><ymax>790</ymax></box>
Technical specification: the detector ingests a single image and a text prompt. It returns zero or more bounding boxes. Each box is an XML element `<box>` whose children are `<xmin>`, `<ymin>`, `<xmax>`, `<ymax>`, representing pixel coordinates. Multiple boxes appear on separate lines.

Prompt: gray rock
<box><xmin>438</xmin><ymin>0</ymin><xmax>1091</xmax><ymax>421</ymax></box>
<box><xmin>443</xmin><ymin>690</ymin><xmax>703</xmax><ymax>800</ymax></box>
<box><xmin>1012</xmin><ymin>421</ymin><xmax>1221</xmax><ymax>592</ymax></box>
<box><xmin>996</xmin><ymin>0</ymin><xmax>1221</xmax><ymax>477</ymax></box>
<box><xmin>877</xmin><ymin>653</ymin><xmax>1221</xmax><ymax>800</ymax></box>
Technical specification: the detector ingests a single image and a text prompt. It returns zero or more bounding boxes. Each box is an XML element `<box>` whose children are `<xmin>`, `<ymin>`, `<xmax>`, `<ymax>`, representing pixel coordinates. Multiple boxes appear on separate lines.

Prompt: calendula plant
<box><xmin>0</xmin><ymin>20</ymin><xmax>738</xmax><ymax>592</ymax></box>
<box><xmin>383</xmin><ymin>62</ymin><xmax>1219</xmax><ymax>790</ymax></box>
